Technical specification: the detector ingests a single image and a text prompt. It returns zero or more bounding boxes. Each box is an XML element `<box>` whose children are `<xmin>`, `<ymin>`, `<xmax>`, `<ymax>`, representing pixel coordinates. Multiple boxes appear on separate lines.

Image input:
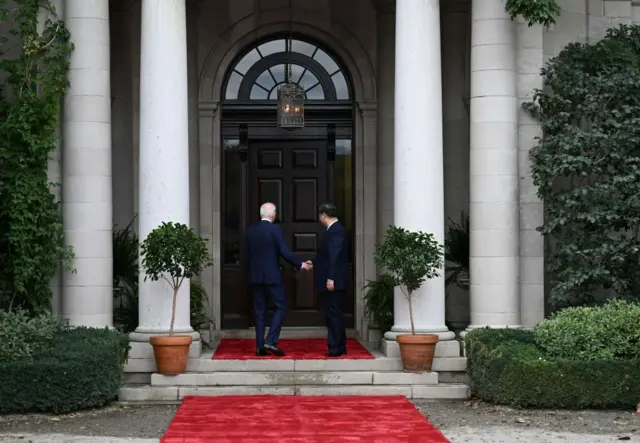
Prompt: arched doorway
<box><xmin>220</xmin><ymin>36</ymin><xmax>355</xmax><ymax>329</ymax></box>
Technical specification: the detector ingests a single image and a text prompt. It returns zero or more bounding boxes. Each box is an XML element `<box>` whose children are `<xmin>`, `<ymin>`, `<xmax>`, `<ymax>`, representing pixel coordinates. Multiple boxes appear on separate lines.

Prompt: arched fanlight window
<box><xmin>224</xmin><ymin>38</ymin><xmax>351</xmax><ymax>102</ymax></box>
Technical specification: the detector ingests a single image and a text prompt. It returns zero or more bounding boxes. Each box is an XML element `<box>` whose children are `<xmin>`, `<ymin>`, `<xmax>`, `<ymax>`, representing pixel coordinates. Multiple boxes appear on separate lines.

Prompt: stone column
<box><xmin>466</xmin><ymin>0</ymin><xmax>520</xmax><ymax>331</ymax></box>
<box><xmin>517</xmin><ymin>20</ymin><xmax>545</xmax><ymax>327</ymax></box>
<box><xmin>131</xmin><ymin>0</ymin><xmax>199</xmax><ymax>348</ymax></box>
<box><xmin>383</xmin><ymin>0</ymin><xmax>455</xmax><ymax>355</ymax></box>
<box><xmin>43</xmin><ymin>0</ymin><xmax>64</xmax><ymax>314</ymax></box>
<box><xmin>62</xmin><ymin>0</ymin><xmax>113</xmax><ymax>327</ymax></box>
<box><xmin>375</xmin><ymin>1</ymin><xmax>395</xmax><ymax>249</ymax></box>
<box><xmin>187</xmin><ymin>1</ymin><xmax>200</xmax><ymax>235</ymax></box>
<box><xmin>633</xmin><ymin>1</ymin><xmax>640</xmax><ymax>23</ymax></box>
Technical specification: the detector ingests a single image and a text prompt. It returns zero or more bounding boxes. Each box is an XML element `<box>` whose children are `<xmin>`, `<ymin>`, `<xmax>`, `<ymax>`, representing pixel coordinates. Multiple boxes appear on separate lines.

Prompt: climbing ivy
<box><xmin>505</xmin><ymin>0</ymin><xmax>561</xmax><ymax>27</ymax></box>
<box><xmin>0</xmin><ymin>0</ymin><xmax>73</xmax><ymax>313</ymax></box>
<box><xmin>525</xmin><ymin>25</ymin><xmax>640</xmax><ymax>310</ymax></box>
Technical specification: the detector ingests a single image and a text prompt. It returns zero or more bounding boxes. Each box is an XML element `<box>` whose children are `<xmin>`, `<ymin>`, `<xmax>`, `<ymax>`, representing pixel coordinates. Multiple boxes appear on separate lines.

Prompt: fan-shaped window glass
<box><xmin>224</xmin><ymin>38</ymin><xmax>351</xmax><ymax>102</ymax></box>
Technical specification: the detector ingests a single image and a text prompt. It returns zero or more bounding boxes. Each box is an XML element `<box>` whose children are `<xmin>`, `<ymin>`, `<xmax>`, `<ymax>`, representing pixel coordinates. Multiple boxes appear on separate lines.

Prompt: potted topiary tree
<box><xmin>374</xmin><ymin>226</ymin><xmax>444</xmax><ymax>373</ymax></box>
<box><xmin>140</xmin><ymin>222</ymin><xmax>213</xmax><ymax>374</ymax></box>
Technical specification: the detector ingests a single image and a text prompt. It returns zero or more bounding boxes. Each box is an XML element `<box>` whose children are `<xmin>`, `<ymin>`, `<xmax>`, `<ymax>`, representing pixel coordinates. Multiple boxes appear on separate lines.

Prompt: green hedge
<box><xmin>0</xmin><ymin>327</ymin><xmax>130</xmax><ymax>413</ymax></box>
<box><xmin>466</xmin><ymin>328</ymin><xmax>640</xmax><ymax>409</ymax></box>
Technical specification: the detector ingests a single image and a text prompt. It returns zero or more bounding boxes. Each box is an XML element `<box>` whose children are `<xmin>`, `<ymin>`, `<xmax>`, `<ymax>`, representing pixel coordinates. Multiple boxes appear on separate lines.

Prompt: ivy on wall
<box><xmin>506</xmin><ymin>0</ymin><xmax>561</xmax><ymax>27</ymax></box>
<box><xmin>0</xmin><ymin>0</ymin><xmax>73</xmax><ymax>313</ymax></box>
<box><xmin>525</xmin><ymin>25</ymin><xmax>640</xmax><ymax>309</ymax></box>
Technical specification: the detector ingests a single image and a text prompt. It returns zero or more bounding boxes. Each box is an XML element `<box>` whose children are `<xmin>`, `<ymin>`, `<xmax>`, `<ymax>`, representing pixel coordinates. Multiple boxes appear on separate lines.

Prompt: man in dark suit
<box><xmin>306</xmin><ymin>202</ymin><xmax>350</xmax><ymax>357</ymax></box>
<box><xmin>244</xmin><ymin>202</ymin><xmax>311</xmax><ymax>357</ymax></box>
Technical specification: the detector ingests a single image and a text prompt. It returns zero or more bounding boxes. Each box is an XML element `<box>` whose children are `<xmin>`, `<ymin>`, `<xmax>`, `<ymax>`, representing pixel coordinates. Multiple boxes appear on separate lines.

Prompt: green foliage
<box><xmin>466</xmin><ymin>328</ymin><xmax>640</xmax><ymax>409</ymax></box>
<box><xmin>0</xmin><ymin>327</ymin><xmax>130</xmax><ymax>413</ymax></box>
<box><xmin>113</xmin><ymin>221</ymin><xmax>211</xmax><ymax>332</ymax></box>
<box><xmin>505</xmin><ymin>0</ymin><xmax>561</xmax><ymax>28</ymax></box>
<box><xmin>0</xmin><ymin>309</ymin><xmax>68</xmax><ymax>360</ymax></box>
<box><xmin>374</xmin><ymin>226</ymin><xmax>444</xmax><ymax>334</ymax></box>
<box><xmin>113</xmin><ymin>221</ymin><xmax>140</xmax><ymax>332</ymax></box>
<box><xmin>444</xmin><ymin>213</ymin><xmax>469</xmax><ymax>290</ymax></box>
<box><xmin>374</xmin><ymin>226</ymin><xmax>444</xmax><ymax>294</ymax></box>
<box><xmin>190</xmin><ymin>279</ymin><xmax>210</xmax><ymax>330</ymax></box>
<box><xmin>534</xmin><ymin>299</ymin><xmax>640</xmax><ymax>361</ymax></box>
<box><xmin>141</xmin><ymin>222</ymin><xmax>213</xmax><ymax>286</ymax></box>
<box><xmin>140</xmin><ymin>222</ymin><xmax>213</xmax><ymax>335</ymax></box>
<box><xmin>363</xmin><ymin>274</ymin><xmax>394</xmax><ymax>333</ymax></box>
<box><xmin>526</xmin><ymin>25</ymin><xmax>640</xmax><ymax>310</ymax></box>
<box><xmin>0</xmin><ymin>0</ymin><xmax>74</xmax><ymax>313</ymax></box>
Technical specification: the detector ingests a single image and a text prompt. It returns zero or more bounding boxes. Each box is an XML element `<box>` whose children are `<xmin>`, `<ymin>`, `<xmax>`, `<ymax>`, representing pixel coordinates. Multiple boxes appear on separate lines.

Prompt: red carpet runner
<box><xmin>212</xmin><ymin>338</ymin><xmax>374</xmax><ymax>360</ymax></box>
<box><xmin>161</xmin><ymin>395</ymin><xmax>450</xmax><ymax>443</ymax></box>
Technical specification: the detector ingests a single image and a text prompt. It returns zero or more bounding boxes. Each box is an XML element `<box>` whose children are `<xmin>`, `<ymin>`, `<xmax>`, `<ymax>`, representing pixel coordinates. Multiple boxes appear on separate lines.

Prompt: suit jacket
<box><xmin>243</xmin><ymin>220</ymin><xmax>302</xmax><ymax>286</ymax></box>
<box><xmin>314</xmin><ymin>221</ymin><xmax>349</xmax><ymax>292</ymax></box>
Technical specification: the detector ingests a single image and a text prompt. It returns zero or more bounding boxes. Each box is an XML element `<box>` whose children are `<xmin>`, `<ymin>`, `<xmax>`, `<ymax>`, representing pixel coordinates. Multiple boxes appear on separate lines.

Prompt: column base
<box><xmin>382</xmin><ymin>328</ymin><xmax>458</xmax><ymax>358</ymax></box>
<box><xmin>129</xmin><ymin>330</ymin><xmax>202</xmax><ymax>360</ymax></box>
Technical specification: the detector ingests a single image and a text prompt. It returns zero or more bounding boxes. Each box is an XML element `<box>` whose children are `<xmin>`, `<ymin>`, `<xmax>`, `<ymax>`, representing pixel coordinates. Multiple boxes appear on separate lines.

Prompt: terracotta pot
<box><xmin>150</xmin><ymin>335</ymin><xmax>193</xmax><ymax>375</ymax></box>
<box><xmin>396</xmin><ymin>334</ymin><xmax>439</xmax><ymax>373</ymax></box>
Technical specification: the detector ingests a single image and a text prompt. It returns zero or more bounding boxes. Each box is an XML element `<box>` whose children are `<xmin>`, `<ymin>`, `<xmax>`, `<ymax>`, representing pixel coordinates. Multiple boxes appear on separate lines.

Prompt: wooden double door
<box><xmin>221</xmin><ymin>138</ymin><xmax>354</xmax><ymax>329</ymax></box>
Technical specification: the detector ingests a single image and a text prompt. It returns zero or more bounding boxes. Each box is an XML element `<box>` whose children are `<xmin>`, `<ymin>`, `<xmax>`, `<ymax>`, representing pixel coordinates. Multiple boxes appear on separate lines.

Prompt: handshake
<box><xmin>301</xmin><ymin>260</ymin><xmax>314</xmax><ymax>271</ymax></box>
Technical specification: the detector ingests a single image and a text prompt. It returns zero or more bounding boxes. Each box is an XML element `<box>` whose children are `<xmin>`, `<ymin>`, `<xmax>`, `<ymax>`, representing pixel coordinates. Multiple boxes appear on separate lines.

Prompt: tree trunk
<box><xmin>407</xmin><ymin>288</ymin><xmax>415</xmax><ymax>334</ymax></box>
<box><xmin>169</xmin><ymin>286</ymin><xmax>178</xmax><ymax>336</ymax></box>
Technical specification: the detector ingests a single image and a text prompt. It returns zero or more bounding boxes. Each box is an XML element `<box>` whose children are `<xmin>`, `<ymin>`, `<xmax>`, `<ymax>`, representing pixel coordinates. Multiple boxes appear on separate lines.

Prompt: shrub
<box><xmin>0</xmin><ymin>309</ymin><xmax>68</xmax><ymax>361</ymax></box>
<box><xmin>0</xmin><ymin>327</ymin><xmax>130</xmax><ymax>413</ymax></box>
<box><xmin>527</xmin><ymin>25</ymin><xmax>640</xmax><ymax>310</ymax></box>
<box><xmin>534</xmin><ymin>299</ymin><xmax>640</xmax><ymax>361</ymax></box>
<box><xmin>140</xmin><ymin>222</ymin><xmax>213</xmax><ymax>335</ymax></box>
<box><xmin>113</xmin><ymin>221</ymin><xmax>211</xmax><ymax>332</ymax></box>
<box><xmin>374</xmin><ymin>226</ymin><xmax>444</xmax><ymax>334</ymax></box>
<box><xmin>466</xmin><ymin>328</ymin><xmax>640</xmax><ymax>409</ymax></box>
<box><xmin>363</xmin><ymin>274</ymin><xmax>394</xmax><ymax>333</ymax></box>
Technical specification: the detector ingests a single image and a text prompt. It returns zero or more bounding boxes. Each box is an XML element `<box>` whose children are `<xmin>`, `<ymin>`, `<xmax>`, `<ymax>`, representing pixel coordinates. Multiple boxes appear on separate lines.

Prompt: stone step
<box><xmin>124</xmin><ymin>355</ymin><xmax>467</xmax><ymax>373</ymax></box>
<box><xmin>118</xmin><ymin>383</ymin><xmax>470</xmax><ymax>402</ymax></box>
<box><xmin>151</xmin><ymin>371</ymin><xmax>439</xmax><ymax>386</ymax></box>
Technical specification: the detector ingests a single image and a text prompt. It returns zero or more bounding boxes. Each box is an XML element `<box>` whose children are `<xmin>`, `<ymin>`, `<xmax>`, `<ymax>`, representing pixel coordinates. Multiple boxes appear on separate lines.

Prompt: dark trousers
<box><xmin>321</xmin><ymin>290</ymin><xmax>347</xmax><ymax>353</ymax></box>
<box><xmin>251</xmin><ymin>284</ymin><xmax>286</xmax><ymax>349</ymax></box>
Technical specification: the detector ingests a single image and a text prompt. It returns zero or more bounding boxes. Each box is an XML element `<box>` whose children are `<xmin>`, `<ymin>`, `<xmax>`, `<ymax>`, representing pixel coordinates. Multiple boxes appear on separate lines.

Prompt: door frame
<box><xmin>199</xmin><ymin>99</ymin><xmax>377</xmax><ymax>340</ymax></box>
<box><xmin>199</xmin><ymin>99</ymin><xmax>377</xmax><ymax>341</ymax></box>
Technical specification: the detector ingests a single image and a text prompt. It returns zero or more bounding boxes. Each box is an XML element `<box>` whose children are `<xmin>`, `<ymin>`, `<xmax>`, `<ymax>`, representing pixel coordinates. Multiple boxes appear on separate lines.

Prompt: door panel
<box><xmin>221</xmin><ymin>136</ymin><xmax>355</xmax><ymax>329</ymax></box>
<box><xmin>249</xmin><ymin>140</ymin><xmax>326</xmax><ymax>327</ymax></box>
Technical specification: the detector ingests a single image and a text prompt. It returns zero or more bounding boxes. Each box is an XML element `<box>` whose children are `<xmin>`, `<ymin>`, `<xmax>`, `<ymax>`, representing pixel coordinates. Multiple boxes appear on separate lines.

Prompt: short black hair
<box><xmin>318</xmin><ymin>202</ymin><xmax>338</xmax><ymax>218</ymax></box>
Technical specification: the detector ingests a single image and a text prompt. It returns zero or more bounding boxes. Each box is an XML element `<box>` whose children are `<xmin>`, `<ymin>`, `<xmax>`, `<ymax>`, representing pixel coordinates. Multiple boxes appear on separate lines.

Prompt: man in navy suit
<box><xmin>244</xmin><ymin>202</ymin><xmax>311</xmax><ymax>356</ymax></box>
<box><xmin>306</xmin><ymin>202</ymin><xmax>350</xmax><ymax>357</ymax></box>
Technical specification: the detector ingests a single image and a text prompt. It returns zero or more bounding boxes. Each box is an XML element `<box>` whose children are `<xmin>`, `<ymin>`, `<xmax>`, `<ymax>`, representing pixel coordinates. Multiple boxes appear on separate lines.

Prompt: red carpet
<box><xmin>212</xmin><ymin>338</ymin><xmax>374</xmax><ymax>360</ymax></box>
<box><xmin>161</xmin><ymin>395</ymin><xmax>449</xmax><ymax>443</ymax></box>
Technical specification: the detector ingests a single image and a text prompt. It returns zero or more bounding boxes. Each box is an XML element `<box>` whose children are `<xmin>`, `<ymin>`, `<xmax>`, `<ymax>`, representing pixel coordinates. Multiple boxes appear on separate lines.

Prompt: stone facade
<box><xmin>3</xmin><ymin>0</ymin><xmax>635</xmax><ymax>360</ymax></box>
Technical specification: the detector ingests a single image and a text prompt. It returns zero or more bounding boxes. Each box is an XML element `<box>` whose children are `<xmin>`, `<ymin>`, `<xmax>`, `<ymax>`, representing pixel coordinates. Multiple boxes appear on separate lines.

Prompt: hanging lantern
<box><xmin>277</xmin><ymin>0</ymin><xmax>304</xmax><ymax>131</ymax></box>
<box><xmin>277</xmin><ymin>82</ymin><xmax>305</xmax><ymax>130</ymax></box>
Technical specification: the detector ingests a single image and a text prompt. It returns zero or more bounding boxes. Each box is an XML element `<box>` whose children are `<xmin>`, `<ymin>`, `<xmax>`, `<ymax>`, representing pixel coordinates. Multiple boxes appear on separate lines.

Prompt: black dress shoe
<box><xmin>264</xmin><ymin>344</ymin><xmax>286</xmax><ymax>357</ymax></box>
<box><xmin>325</xmin><ymin>350</ymin><xmax>346</xmax><ymax>358</ymax></box>
<box><xmin>255</xmin><ymin>348</ymin><xmax>269</xmax><ymax>356</ymax></box>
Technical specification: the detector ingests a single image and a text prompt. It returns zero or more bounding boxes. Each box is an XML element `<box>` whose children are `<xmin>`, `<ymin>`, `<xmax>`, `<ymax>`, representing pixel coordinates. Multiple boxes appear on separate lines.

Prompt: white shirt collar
<box><xmin>327</xmin><ymin>219</ymin><xmax>338</xmax><ymax>231</ymax></box>
<box><xmin>261</xmin><ymin>218</ymin><xmax>272</xmax><ymax>223</ymax></box>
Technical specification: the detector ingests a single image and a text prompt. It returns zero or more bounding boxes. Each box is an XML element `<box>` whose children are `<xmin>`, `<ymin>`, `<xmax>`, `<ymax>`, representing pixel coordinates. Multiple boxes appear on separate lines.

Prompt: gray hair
<box><xmin>260</xmin><ymin>202</ymin><xmax>276</xmax><ymax>218</ymax></box>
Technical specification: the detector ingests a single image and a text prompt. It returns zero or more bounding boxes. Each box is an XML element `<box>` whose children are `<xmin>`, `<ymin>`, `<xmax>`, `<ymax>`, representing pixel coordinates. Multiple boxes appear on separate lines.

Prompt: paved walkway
<box><xmin>1</xmin><ymin>430</ymin><xmax>639</xmax><ymax>442</ymax></box>
<box><xmin>1</xmin><ymin>402</ymin><xmax>638</xmax><ymax>442</ymax></box>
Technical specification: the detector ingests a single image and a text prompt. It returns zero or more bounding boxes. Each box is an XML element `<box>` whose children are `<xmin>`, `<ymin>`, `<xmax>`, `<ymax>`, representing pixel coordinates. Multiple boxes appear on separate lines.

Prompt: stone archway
<box><xmin>196</xmin><ymin>6</ymin><xmax>378</xmax><ymax>340</ymax></box>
